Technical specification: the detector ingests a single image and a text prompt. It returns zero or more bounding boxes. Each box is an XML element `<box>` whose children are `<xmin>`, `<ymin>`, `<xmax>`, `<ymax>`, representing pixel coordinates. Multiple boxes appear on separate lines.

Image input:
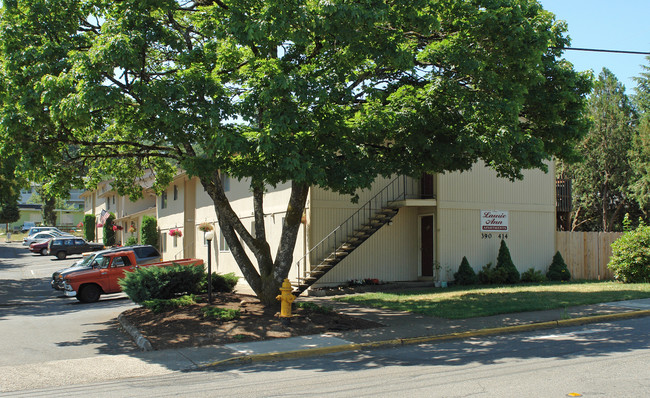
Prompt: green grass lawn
<box><xmin>334</xmin><ymin>282</ymin><xmax>650</xmax><ymax>319</ymax></box>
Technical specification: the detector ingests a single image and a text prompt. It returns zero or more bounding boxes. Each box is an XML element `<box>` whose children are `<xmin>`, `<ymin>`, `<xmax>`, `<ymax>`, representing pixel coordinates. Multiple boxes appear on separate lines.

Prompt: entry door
<box><xmin>420</xmin><ymin>215</ymin><xmax>434</xmax><ymax>277</ymax></box>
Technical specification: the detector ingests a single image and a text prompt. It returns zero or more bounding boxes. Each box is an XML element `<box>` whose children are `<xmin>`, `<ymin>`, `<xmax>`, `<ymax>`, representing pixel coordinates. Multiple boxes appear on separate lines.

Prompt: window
<box><xmin>160</xmin><ymin>191</ymin><xmax>167</xmax><ymax>209</ymax></box>
<box><xmin>219</xmin><ymin>230</ymin><xmax>230</xmax><ymax>252</ymax></box>
<box><xmin>112</xmin><ymin>195</ymin><xmax>115</xmax><ymax>204</ymax></box>
<box><xmin>133</xmin><ymin>247</ymin><xmax>161</xmax><ymax>258</ymax></box>
<box><xmin>112</xmin><ymin>257</ymin><xmax>125</xmax><ymax>267</ymax></box>
<box><xmin>160</xmin><ymin>233</ymin><xmax>167</xmax><ymax>252</ymax></box>
<box><xmin>106</xmin><ymin>197</ymin><xmax>110</xmax><ymax>210</ymax></box>
<box><xmin>173</xmin><ymin>185</ymin><xmax>178</xmax><ymax>200</ymax></box>
<box><xmin>173</xmin><ymin>235</ymin><xmax>178</xmax><ymax>248</ymax></box>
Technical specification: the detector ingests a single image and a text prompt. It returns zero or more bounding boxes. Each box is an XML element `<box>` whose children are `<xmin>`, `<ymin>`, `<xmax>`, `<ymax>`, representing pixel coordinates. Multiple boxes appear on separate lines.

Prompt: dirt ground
<box><xmin>119</xmin><ymin>293</ymin><xmax>381</xmax><ymax>350</ymax></box>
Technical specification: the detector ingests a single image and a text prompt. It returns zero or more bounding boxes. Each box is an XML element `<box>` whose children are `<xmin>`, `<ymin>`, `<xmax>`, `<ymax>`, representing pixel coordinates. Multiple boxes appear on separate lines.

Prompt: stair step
<box><xmin>294</xmin><ymin>199</ymin><xmax>402</xmax><ymax>296</ymax></box>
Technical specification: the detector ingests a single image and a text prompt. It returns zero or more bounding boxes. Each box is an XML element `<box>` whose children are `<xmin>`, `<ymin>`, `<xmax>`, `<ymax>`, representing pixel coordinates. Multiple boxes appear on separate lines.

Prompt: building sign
<box><xmin>481</xmin><ymin>210</ymin><xmax>509</xmax><ymax>232</ymax></box>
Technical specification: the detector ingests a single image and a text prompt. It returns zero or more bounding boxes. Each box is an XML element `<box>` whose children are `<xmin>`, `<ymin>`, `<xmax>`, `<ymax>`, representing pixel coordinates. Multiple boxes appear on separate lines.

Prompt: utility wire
<box><xmin>564</xmin><ymin>47</ymin><xmax>650</xmax><ymax>56</ymax></box>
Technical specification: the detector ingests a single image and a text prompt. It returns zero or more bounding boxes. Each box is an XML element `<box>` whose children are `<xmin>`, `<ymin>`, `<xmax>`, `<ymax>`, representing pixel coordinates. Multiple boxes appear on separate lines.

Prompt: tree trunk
<box><xmin>201</xmin><ymin>172</ymin><xmax>309</xmax><ymax>307</ymax></box>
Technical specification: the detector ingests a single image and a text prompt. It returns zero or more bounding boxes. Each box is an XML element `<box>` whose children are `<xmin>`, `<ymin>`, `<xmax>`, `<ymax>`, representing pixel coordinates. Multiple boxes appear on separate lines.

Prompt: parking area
<box><xmin>0</xmin><ymin>242</ymin><xmax>139</xmax><ymax>367</ymax></box>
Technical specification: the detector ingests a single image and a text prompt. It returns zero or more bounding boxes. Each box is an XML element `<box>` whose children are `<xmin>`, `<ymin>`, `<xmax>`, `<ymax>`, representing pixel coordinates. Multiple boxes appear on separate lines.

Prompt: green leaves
<box><xmin>1</xmin><ymin>0</ymin><xmax>591</xmax><ymax>302</ymax></box>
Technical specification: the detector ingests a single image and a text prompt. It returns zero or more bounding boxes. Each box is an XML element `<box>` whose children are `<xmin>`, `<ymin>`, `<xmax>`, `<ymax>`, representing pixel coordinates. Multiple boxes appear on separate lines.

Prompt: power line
<box><xmin>564</xmin><ymin>47</ymin><xmax>650</xmax><ymax>56</ymax></box>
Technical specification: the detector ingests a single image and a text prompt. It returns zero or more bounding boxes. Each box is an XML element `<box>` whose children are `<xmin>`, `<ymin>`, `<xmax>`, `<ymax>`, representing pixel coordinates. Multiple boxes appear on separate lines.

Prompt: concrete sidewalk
<box><xmin>123</xmin><ymin>295</ymin><xmax>650</xmax><ymax>370</ymax></box>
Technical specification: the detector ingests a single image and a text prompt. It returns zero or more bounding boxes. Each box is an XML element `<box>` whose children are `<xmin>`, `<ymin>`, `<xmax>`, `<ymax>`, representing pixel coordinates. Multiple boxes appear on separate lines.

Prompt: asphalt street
<box><xmin>3</xmin><ymin>316</ymin><xmax>649</xmax><ymax>397</ymax></box>
<box><xmin>0</xmin><ymin>243</ymin><xmax>139</xmax><ymax>367</ymax></box>
<box><xmin>2</xmin><ymin>241</ymin><xmax>650</xmax><ymax>397</ymax></box>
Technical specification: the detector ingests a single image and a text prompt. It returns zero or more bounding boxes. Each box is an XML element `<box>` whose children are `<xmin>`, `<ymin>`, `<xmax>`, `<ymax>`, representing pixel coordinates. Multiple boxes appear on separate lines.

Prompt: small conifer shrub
<box><xmin>454</xmin><ymin>256</ymin><xmax>478</xmax><ymax>285</ymax></box>
<box><xmin>546</xmin><ymin>251</ymin><xmax>571</xmax><ymax>281</ymax></box>
<box><xmin>495</xmin><ymin>239</ymin><xmax>520</xmax><ymax>284</ymax></box>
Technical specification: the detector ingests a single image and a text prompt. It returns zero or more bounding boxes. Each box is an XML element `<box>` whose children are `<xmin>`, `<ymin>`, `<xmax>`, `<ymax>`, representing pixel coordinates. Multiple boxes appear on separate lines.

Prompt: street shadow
<box><xmin>55</xmin><ymin>319</ymin><xmax>141</xmax><ymax>355</ymax></box>
<box><xmin>201</xmin><ymin>317</ymin><xmax>650</xmax><ymax>374</ymax></box>
<box><xmin>0</xmin><ymin>276</ymin><xmax>132</xmax><ymax>320</ymax></box>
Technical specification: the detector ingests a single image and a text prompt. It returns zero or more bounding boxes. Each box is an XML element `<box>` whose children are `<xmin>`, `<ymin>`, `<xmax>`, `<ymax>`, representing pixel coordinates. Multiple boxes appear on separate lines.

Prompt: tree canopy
<box><xmin>0</xmin><ymin>0</ymin><xmax>591</xmax><ymax>304</ymax></box>
<box><xmin>558</xmin><ymin>68</ymin><xmax>638</xmax><ymax>231</ymax></box>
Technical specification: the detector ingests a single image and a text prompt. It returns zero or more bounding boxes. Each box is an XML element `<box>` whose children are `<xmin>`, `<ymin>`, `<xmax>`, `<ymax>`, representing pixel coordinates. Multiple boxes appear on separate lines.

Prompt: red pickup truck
<box><xmin>62</xmin><ymin>250</ymin><xmax>204</xmax><ymax>303</ymax></box>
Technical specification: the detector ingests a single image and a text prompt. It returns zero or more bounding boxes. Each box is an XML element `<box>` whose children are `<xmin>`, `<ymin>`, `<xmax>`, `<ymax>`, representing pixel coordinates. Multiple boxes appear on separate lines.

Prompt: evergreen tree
<box><xmin>103</xmin><ymin>213</ymin><xmax>116</xmax><ymax>246</ymax></box>
<box><xmin>558</xmin><ymin>68</ymin><xmax>638</xmax><ymax>231</ymax></box>
<box><xmin>83</xmin><ymin>214</ymin><xmax>95</xmax><ymax>242</ymax></box>
<box><xmin>454</xmin><ymin>256</ymin><xmax>478</xmax><ymax>285</ymax></box>
<box><xmin>495</xmin><ymin>240</ymin><xmax>520</xmax><ymax>284</ymax></box>
<box><xmin>546</xmin><ymin>251</ymin><xmax>571</xmax><ymax>281</ymax></box>
<box><xmin>141</xmin><ymin>216</ymin><xmax>159</xmax><ymax>249</ymax></box>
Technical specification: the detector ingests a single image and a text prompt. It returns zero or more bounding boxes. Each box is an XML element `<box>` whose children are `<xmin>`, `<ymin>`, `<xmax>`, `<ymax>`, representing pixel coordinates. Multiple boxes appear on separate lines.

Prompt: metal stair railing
<box><xmin>295</xmin><ymin>175</ymin><xmax>421</xmax><ymax>289</ymax></box>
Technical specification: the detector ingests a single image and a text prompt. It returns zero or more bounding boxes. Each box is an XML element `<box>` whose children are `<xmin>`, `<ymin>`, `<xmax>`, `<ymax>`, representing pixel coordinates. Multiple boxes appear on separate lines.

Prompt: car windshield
<box><xmin>78</xmin><ymin>254</ymin><xmax>99</xmax><ymax>268</ymax></box>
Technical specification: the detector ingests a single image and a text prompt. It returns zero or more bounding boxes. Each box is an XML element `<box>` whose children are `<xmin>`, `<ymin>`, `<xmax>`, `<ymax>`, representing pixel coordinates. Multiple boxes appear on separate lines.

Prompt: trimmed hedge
<box><xmin>103</xmin><ymin>213</ymin><xmax>116</xmax><ymax>246</ymax></box>
<box><xmin>119</xmin><ymin>262</ymin><xmax>205</xmax><ymax>304</ymax></box>
<box><xmin>608</xmin><ymin>225</ymin><xmax>650</xmax><ymax>283</ymax></box>
<box><xmin>83</xmin><ymin>214</ymin><xmax>95</xmax><ymax>242</ymax></box>
<box><xmin>141</xmin><ymin>215</ymin><xmax>158</xmax><ymax>249</ymax></box>
<box><xmin>201</xmin><ymin>272</ymin><xmax>240</xmax><ymax>294</ymax></box>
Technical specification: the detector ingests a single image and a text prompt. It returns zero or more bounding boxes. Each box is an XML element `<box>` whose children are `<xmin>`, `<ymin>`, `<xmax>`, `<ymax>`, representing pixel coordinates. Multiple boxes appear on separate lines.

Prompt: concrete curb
<box><xmin>198</xmin><ymin>309</ymin><xmax>650</xmax><ymax>369</ymax></box>
<box><xmin>118</xmin><ymin>313</ymin><xmax>153</xmax><ymax>351</ymax></box>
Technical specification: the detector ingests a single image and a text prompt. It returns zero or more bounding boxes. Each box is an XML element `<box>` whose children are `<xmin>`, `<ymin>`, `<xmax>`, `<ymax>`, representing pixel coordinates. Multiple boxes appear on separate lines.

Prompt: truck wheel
<box><xmin>40</xmin><ymin>248</ymin><xmax>48</xmax><ymax>256</ymax></box>
<box><xmin>77</xmin><ymin>284</ymin><xmax>101</xmax><ymax>303</ymax></box>
<box><xmin>56</xmin><ymin>251</ymin><xmax>67</xmax><ymax>260</ymax></box>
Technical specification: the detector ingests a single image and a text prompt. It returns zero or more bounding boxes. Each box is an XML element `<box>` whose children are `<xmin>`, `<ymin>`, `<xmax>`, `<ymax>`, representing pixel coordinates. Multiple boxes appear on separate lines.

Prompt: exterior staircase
<box><xmin>293</xmin><ymin>176</ymin><xmax>422</xmax><ymax>296</ymax></box>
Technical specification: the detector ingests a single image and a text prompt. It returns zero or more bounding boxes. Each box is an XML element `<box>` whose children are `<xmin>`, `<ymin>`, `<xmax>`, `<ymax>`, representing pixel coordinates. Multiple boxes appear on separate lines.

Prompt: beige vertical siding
<box><xmin>315</xmin><ymin>207</ymin><xmax>420</xmax><ymax>285</ymax></box>
<box><xmin>437</xmin><ymin>161</ymin><xmax>554</xmax><ymax>206</ymax></box>
<box><xmin>437</xmin><ymin>209</ymin><xmax>555</xmax><ymax>279</ymax></box>
<box><xmin>436</xmin><ymin>161</ymin><xmax>556</xmax><ymax>278</ymax></box>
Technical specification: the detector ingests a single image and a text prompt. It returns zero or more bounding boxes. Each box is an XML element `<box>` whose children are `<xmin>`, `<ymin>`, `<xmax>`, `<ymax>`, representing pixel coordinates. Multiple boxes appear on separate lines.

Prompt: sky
<box><xmin>539</xmin><ymin>0</ymin><xmax>650</xmax><ymax>94</ymax></box>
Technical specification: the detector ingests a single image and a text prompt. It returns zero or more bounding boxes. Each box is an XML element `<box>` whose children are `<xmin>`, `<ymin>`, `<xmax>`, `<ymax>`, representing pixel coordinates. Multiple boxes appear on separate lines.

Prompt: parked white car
<box><xmin>23</xmin><ymin>230</ymin><xmax>72</xmax><ymax>246</ymax></box>
<box><xmin>26</xmin><ymin>226</ymin><xmax>63</xmax><ymax>237</ymax></box>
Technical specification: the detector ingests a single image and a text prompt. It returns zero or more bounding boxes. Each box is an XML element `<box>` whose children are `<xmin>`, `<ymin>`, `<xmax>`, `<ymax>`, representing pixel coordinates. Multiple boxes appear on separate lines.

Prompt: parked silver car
<box><xmin>23</xmin><ymin>230</ymin><xmax>73</xmax><ymax>246</ymax></box>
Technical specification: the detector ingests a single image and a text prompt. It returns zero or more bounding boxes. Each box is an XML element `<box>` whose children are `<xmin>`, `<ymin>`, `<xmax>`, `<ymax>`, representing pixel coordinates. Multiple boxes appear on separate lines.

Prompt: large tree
<box><xmin>0</xmin><ymin>0</ymin><xmax>590</xmax><ymax>304</ymax></box>
<box><xmin>0</xmin><ymin>153</ymin><xmax>21</xmax><ymax>231</ymax></box>
<box><xmin>558</xmin><ymin>68</ymin><xmax>638</xmax><ymax>231</ymax></box>
<box><xmin>631</xmin><ymin>58</ymin><xmax>650</xmax><ymax>217</ymax></box>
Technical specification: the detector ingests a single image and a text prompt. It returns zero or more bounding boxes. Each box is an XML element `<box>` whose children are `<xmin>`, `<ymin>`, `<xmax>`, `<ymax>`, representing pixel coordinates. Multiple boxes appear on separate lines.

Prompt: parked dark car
<box><xmin>29</xmin><ymin>239</ymin><xmax>51</xmax><ymax>255</ymax></box>
<box><xmin>47</xmin><ymin>237</ymin><xmax>105</xmax><ymax>260</ymax></box>
<box><xmin>51</xmin><ymin>245</ymin><xmax>162</xmax><ymax>290</ymax></box>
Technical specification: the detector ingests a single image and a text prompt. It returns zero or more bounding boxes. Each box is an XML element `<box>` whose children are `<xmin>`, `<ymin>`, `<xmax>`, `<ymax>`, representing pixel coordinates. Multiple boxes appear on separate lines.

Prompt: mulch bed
<box><xmin>119</xmin><ymin>293</ymin><xmax>381</xmax><ymax>350</ymax></box>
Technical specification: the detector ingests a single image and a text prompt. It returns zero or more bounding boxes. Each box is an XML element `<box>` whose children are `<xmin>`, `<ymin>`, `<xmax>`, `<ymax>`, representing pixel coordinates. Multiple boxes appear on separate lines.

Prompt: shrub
<box><xmin>608</xmin><ymin>225</ymin><xmax>650</xmax><ymax>283</ymax></box>
<box><xmin>125</xmin><ymin>236</ymin><xmax>138</xmax><ymax>246</ymax></box>
<box><xmin>547</xmin><ymin>251</ymin><xmax>571</xmax><ymax>281</ymax></box>
<box><xmin>201</xmin><ymin>272</ymin><xmax>240</xmax><ymax>293</ymax></box>
<box><xmin>141</xmin><ymin>215</ymin><xmax>158</xmax><ymax>249</ymax></box>
<box><xmin>521</xmin><ymin>268</ymin><xmax>546</xmax><ymax>283</ymax></box>
<box><xmin>142</xmin><ymin>295</ymin><xmax>198</xmax><ymax>313</ymax></box>
<box><xmin>495</xmin><ymin>239</ymin><xmax>520</xmax><ymax>284</ymax></box>
<box><xmin>453</xmin><ymin>256</ymin><xmax>478</xmax><ymax>285</ymax></box>
<box><xmin>83</xmin><ymin>214</ymin><xmax>95</xmax><ymax>242</ymax></box>
<box><xmin>477</xmin><ymin>262</ymin><xmax>507</xmax><ymax>285</ymax></box>
<box><xmin>103</xmin><ymin>213</ymin><xmax>116</xmax><ymax>246</ymax></box>
<box><xmin>202</xmin><ymin>306</ymin><xmax>240</xmax><ymax>321</ymax></box>
<box><xmin>119</xmin><ymin>262</ymin><xmax>205</xmax><ymax>304</ymax></box>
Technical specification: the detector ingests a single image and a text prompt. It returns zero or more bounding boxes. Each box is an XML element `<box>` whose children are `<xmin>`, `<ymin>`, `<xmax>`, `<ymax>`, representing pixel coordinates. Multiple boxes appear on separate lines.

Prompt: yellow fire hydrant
<box><xmin>276</xmin><ymin>278</ymin><xmax>296</xmax><ymax>318</ymax></box>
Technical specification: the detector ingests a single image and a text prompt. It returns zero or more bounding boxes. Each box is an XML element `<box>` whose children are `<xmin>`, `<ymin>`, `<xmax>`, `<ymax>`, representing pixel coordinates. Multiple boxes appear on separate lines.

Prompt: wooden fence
<box><xmin>555</xmin><ymin>231</ymin><xmax>623</xmax><ymax>280</ymax></box>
